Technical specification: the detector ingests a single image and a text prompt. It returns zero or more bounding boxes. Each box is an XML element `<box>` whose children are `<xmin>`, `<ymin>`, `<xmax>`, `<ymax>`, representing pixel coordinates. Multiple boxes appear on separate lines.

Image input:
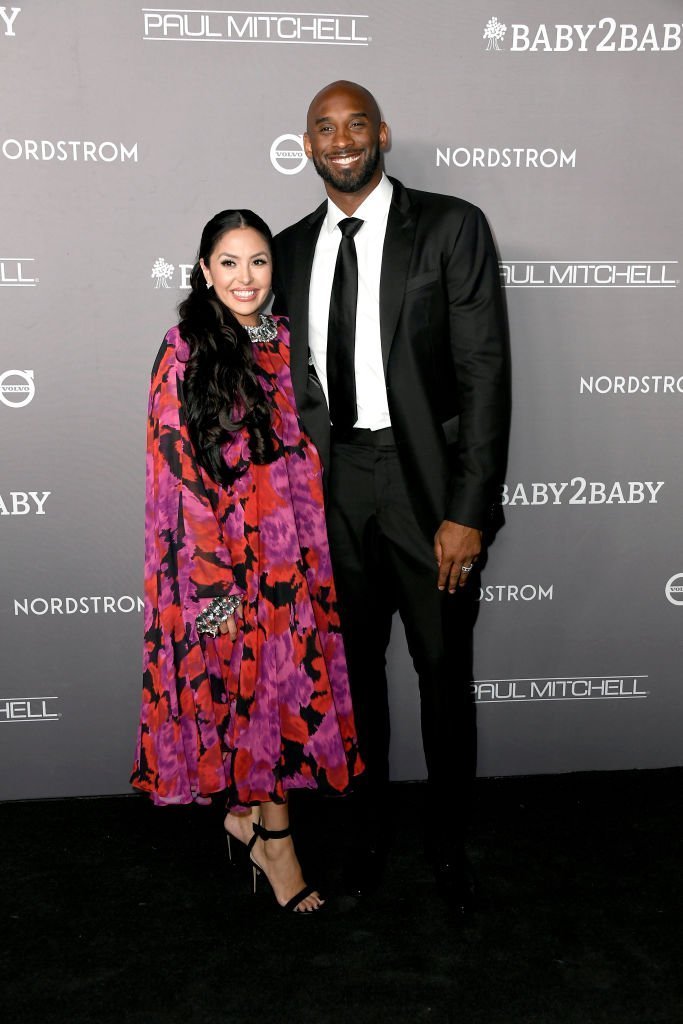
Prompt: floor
<box><xmin>2</xmin><ymin>769</ymin><xmax>682</xmax><ymax>1024</ymax></box>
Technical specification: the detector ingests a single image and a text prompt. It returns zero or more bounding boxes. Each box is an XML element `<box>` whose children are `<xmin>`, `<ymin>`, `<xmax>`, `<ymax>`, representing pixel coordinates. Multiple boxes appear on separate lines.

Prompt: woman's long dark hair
<box><xmin>178</xmin><ymin>209</ymin><xmax>276</xmax><ymax>485</ymax></box>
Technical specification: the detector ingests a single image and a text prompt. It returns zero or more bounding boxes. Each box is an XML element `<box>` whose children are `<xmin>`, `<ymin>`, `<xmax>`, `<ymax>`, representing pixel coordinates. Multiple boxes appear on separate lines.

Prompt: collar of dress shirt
<box><xmin>323</xmin><ymin>172</ymin><xmax>394</xmax><ymax>234</ymax></box>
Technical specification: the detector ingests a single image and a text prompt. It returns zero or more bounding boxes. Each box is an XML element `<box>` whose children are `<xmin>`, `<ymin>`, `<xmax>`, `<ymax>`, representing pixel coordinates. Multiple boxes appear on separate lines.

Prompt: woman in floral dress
<box><xmin>131</xmin><ymin>210</ymin><xmax>362</xmax><ymax>913</ymax></box>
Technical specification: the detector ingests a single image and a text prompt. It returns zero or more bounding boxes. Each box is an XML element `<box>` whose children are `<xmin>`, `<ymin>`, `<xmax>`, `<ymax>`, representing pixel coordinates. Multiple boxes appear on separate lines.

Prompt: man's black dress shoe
<box><xmin>343</xmin><ymin>845</ymin><xmax>386</xmax><ymax>898</ymax></box>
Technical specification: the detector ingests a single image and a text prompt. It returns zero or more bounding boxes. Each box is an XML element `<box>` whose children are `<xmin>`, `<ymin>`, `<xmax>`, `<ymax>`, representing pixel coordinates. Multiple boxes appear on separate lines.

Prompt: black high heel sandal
<box><xmin>247</xmin><ymin>822</ymin><xmax>323</xmax><ymax>914</ymax></box>
<box><xmin>224</xmin><ymin>811</ymin><xmax>260</xmax><ymax>865</ymax></box>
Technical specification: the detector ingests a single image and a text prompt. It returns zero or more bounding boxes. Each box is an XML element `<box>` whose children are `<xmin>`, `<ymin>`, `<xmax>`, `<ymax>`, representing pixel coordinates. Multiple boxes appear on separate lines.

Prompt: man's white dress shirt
<box><xmin>308</xmin><ymin>173</ymin><xmax>394</xmax><ymax>431</ymax></box>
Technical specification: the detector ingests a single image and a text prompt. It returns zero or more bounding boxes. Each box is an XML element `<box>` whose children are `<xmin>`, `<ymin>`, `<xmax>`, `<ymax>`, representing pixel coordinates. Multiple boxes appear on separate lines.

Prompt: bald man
<box><xmin>273</xmin><ymin>81</ymin><xmax>509</xmax><ymax>914</ymax></box>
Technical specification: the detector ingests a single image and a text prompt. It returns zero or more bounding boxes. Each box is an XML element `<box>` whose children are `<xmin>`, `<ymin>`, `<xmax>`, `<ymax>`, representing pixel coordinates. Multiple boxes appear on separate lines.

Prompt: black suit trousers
<box><xmin>326</xmin><ymin>434</ymin><xmax>477</xmax><ymax>847</ymax></box>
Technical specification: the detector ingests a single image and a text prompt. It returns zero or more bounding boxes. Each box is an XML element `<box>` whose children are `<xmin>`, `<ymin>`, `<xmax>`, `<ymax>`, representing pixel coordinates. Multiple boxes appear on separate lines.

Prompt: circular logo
<box><xmin>665</xmin><ymin>573</ymin><xmax>683</xmax><ymax>606</ymax></box>
<box><xmin>270</xmin><ymin>133</ymin><xmax>308</xmax><ymax>175</ymax></box>
<box><xmin>0</xmin><ymin>369</ymin><xmax>35</xmax><ymax>408</ymax></box>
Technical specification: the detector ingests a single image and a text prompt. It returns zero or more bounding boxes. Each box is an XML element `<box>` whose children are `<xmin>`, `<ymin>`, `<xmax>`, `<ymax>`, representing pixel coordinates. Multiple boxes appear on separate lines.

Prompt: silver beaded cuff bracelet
<box><xmin>195</xmin><ymin>595</ymin><xmax>242</xmax><ymax>638</ymax></box>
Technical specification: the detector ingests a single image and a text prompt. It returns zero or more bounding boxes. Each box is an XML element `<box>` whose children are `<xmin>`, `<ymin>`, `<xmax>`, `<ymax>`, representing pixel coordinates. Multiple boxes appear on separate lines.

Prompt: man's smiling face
<box><xmin>304</xmin><ymin>81</ymin><xmax>388</xmax><ymax>195</ymax></box>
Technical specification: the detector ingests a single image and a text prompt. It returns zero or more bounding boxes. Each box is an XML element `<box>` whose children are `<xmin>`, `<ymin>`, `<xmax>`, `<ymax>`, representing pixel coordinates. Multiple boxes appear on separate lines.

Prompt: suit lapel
<box><xmin>380</xmin><ymin>178</ymin><xmax>416</xmax><ymax>374</ymax></box>
<box><xmin>289</xmin><ymin>202</ymin><xmax>326</xmax><ymax>406</ymax></box>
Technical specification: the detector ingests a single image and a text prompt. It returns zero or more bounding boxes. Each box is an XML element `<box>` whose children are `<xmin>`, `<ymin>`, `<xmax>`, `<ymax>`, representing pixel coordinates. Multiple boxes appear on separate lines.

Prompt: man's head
<box><xmin>304</xmin><ymin>81</ymin><xmax>388</xmax><ymax>197</ymax></box>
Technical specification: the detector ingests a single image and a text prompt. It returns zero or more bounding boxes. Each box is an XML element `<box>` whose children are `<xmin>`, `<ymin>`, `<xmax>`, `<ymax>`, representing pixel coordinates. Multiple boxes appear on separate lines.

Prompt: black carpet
<box><xmin>2</xmin><ymin>769</ymin><xmax>682</xmax><ymax>1024</ymax></box>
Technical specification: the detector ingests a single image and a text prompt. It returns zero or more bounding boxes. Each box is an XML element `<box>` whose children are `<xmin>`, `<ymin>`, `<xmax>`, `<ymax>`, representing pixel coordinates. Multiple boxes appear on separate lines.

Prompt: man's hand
<box><xmin>434</xmin><ymin>520</ymin><xmax>482</xmax><ymax>592</ymax></box>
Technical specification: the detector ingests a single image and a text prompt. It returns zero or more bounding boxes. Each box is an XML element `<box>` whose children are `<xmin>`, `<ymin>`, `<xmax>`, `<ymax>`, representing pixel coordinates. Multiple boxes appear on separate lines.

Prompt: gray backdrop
<box><xmin>2</xmin><ymin>0</ymin><xmax>681</xmax><ymax>800</ymax></box>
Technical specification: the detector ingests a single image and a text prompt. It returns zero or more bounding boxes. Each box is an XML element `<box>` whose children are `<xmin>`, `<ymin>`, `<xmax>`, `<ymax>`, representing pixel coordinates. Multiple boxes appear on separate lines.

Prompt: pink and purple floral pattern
<box><xmin>131</xmin><ymin>316</ymin><xmax>362</xmax><ymax>807</ymax></box>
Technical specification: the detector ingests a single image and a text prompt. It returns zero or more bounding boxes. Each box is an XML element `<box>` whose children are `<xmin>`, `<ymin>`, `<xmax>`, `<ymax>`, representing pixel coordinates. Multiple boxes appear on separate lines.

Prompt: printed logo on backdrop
<box><xmin>0</xmin><ymin>697</ymin><xmax>61</xmax><ymax>723</ymax></box>
<box><xmin>500</xmin><ymin>479</ymin><xmax>664</xmax><ymax>507</ymax></box>
<box><xmin>152</xmin><ymin>258</ymin><xmax>175</xmax><ymax>288</ymax></box>
<box><xmin>14</xmin><ymin>595</ymin><xmax>144</xmax><ymax>616</ymax></box>
<box><xmin>270</xmin><ymin>134</ymin><xmax>307</xmax><ymax>175</ymax></box>
<box><xmin>436</xmin><ymin>147</ymin><xmax>576</xmax><ymax>170</ymax></box>
<box><xmin>0</xmin><ymin>258</ymin><xmax>36</xmax><ymax>286</ymax></box>
<box><xmin>0</xmin><ymin>491</ymin><xmax>50</xmax><ymax>515</ymax></box>
<box><xmin>665</xmin><ymin>574</ymin><xmax>683</xmax><ymax>607</ymax></box>
<box><xmin>483</xmin><ymin>17</ymin><xmax>682</xmax><ymax>52</ymax></box>
<box><xmin>477</xmin><ymin>583</ymin><xmax>553</xmax><ymax>603</ymax></box>
<box><xmin>2</xmin><ymin>140</ymin><xmax>138</xmax><ymax>162</ymax></box>
<box><xmin>0</xmin><ymin>370</ymin><xmax>34</xmax><ymax>408</ymax></box>
<box><xmin>472</xmin><ymin>676</ymin><xmax>649</xmax><ymax>704</ymax></box>
<box><xmin>151</xmin><ymin>258</ymin><xmax>192</xmax><ymax>289</ymax></box>
<box><xmin>580</xmin><ymin>376</ymin><xmax>683</xmax><ymax>397</ymax></box>
<box><xmin>142</xmin><ymin>9</ymin><xmax>370</xmax><ymax>45</ymax></box>
<box><xmin>500</xmin><ymin>261</ymin><xmax>678</xmax><ymax>288</ymax></box>
<box><xmin>483</xmin><ymin>17</ymin><xmax>506</xmax><ymax>50</ymax></box>
<box><xmin>0</xmin><ymin>6</ymin><xmax>20</xmax><ymax>36</ymax></box>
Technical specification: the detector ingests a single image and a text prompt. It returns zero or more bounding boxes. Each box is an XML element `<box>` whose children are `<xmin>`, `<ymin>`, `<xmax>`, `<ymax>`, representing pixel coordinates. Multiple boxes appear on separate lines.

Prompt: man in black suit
<box><xmin>273</xmin><ymin>81</ymin><xmax>509</xmax><ymax>911</ymax></box>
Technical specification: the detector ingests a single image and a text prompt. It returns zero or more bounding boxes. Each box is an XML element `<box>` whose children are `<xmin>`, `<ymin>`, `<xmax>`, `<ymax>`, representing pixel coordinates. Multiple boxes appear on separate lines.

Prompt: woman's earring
<box><xmin>205</xmin><ymin>279</ymin><xmax>212</xmax><ymax>289</ymax></box>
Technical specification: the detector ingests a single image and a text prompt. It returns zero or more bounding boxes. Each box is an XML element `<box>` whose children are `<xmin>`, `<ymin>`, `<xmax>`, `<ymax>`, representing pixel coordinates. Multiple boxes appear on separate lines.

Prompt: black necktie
<box><xmin>327</xmin><ymin>217</ymin><xmax>364</xmax><ymax>434</ymax></box>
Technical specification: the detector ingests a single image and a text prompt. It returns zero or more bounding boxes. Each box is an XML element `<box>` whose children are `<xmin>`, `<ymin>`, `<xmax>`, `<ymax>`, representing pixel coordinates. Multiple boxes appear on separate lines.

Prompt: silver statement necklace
<box><xmin>244</xmin><ymin>314</ymin><xmax>277</xmax><ymax>344</ymax></box>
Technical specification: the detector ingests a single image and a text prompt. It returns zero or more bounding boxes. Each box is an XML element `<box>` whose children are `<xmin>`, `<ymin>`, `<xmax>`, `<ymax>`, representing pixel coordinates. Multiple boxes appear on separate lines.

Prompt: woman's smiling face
<box><xmin>201</xmin><ymin>227</ymin><xmax>272</xmax><ymax>326</ymax></box>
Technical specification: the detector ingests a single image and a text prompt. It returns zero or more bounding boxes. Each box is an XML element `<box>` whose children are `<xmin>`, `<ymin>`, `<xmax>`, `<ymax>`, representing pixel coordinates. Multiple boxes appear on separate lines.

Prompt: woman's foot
<box><xmin>250</xmin><ymin>830</ymin><xmax>324</xmax><ymax>913</ymax></box>
<box><xmin>224</xmin><ymin>806</ymin><xmax>260</xmax><ymax>849</ymax></box>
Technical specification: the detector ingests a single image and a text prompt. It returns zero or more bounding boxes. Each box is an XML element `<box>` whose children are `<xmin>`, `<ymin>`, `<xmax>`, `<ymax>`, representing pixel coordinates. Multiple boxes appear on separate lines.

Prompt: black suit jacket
<box><xmin>272</xmin><ymin>176</ymin><xmax>510</xmax><ymax>539</ymax></box>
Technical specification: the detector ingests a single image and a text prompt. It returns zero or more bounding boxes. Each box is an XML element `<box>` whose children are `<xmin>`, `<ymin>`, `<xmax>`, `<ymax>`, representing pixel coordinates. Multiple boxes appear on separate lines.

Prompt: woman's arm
<box><xmin>145</xmin><ymin>333</ymin><xmax>244</xmax><ymax>647</ymax></box>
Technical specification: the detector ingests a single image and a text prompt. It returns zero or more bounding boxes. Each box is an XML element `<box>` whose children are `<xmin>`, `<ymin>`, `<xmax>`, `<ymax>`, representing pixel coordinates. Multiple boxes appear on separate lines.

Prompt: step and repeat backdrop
<box><xmin>2</xmin><ymin>1</ymin><xmax>681</xmax><ymax>800</ymax></box>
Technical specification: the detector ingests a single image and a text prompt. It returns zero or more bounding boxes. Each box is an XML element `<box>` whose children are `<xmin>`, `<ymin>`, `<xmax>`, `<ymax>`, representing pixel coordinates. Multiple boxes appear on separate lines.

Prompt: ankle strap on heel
<box><xmin>253</xmin><ymin>823</ymin><xmax>291</xmax><ymax>841</ymax></box>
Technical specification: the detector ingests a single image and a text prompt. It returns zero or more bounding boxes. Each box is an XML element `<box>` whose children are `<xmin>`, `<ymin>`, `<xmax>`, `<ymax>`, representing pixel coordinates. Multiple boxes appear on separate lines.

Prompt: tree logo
<box><xmin>484</xmin><ymin>16</ymin><xmax>507</xmax><ymax>50</ymax></box>
<box><xmin>151</xmin><ymin>258</ymin><xmax>175</xmax><ymax>288</ymax></box>
<box><xmin>0</xmin><ymin>369</ymin><xmax>35</xmax><ymax>409</ymax></box>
